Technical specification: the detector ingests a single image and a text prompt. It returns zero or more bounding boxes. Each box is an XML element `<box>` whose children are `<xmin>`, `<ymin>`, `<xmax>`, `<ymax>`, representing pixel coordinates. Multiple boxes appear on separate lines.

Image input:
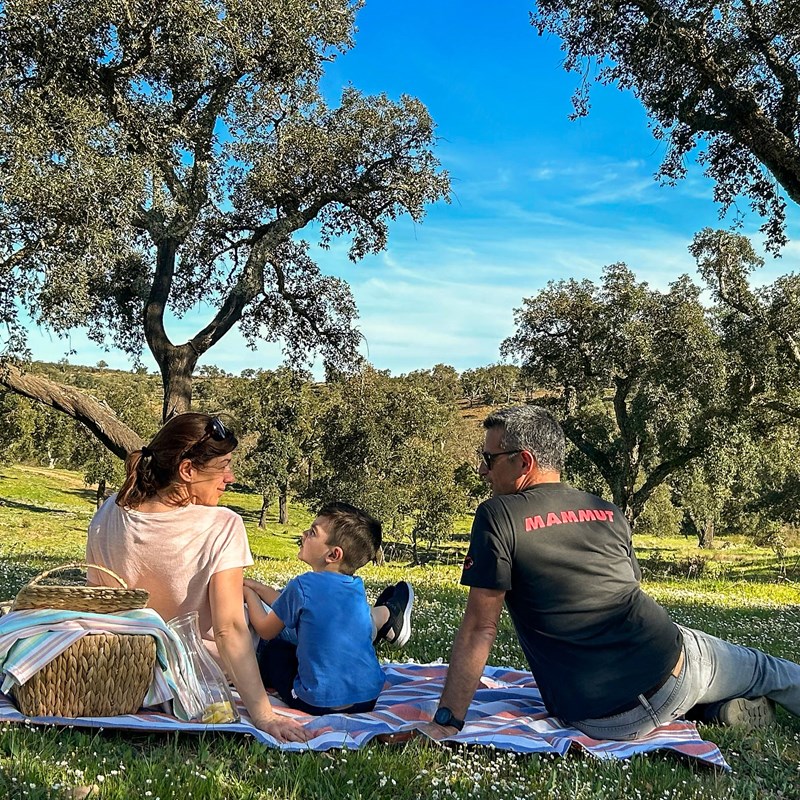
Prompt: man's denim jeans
<box><xmin>571</xmin><ymin>625</ymin><xmax>800</xmax><ymax>741</ymax></box>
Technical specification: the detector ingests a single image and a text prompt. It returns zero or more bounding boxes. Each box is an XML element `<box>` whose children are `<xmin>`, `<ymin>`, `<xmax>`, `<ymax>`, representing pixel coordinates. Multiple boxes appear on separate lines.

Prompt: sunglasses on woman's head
<box><xmin>180</xmin><ymin>417</ymin><xmax>233</xmax><ymax>460</ymax></box>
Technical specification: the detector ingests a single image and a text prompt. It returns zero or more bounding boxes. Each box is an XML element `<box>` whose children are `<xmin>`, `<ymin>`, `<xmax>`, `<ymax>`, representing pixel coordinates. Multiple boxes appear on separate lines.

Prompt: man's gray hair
<box><xmin>483</xmin><ymin>406</ymin><xmax>565</xmax><ymax>472</ymax></box>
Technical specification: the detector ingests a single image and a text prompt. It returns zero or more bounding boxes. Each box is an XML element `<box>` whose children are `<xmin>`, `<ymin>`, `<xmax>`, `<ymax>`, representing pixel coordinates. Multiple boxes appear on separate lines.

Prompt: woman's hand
<box><xmin>253</xmin><ymin>712</ymin><xmax>310</xmax><ymax>743</ymax></box>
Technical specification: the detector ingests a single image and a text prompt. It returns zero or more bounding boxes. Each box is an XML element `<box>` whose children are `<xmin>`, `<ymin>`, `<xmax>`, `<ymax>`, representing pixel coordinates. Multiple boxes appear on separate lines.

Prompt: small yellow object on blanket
<box><xmin>201</xmin><ymin>700</ymin><xmax>237</xmax><ymax>723</ymax></box>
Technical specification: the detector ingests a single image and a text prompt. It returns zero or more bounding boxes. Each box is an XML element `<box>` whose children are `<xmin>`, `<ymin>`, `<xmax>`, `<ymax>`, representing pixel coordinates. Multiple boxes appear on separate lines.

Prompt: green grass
<box><xmin>1</xmin><ymin>464</ymin><xmax>800</xmax><ymax>799</ymax></box>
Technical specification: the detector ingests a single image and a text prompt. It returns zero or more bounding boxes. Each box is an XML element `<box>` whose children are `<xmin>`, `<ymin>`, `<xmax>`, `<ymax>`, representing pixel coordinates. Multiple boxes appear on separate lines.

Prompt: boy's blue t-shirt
<box><xmin>271</xmin><ymin>571</ymin><xmax>385</xmax><ymax>708</ymax></box>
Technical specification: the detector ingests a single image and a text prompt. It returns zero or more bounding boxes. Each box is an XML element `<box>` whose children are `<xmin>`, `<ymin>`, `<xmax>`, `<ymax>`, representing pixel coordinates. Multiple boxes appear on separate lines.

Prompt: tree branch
<box><xmin>561</xmin><ymin>417</ymin><xmax>616</xmax><ymax>486</ymax></box>
<box><xmin>0</xmin><ymin>362</ymin><xmax>143</xmax><ymax>458</ymax></box>
<box><xmin>143</xmin><ymin>238</ymin><xmax>179</xmax><ymax>365</ymax></box>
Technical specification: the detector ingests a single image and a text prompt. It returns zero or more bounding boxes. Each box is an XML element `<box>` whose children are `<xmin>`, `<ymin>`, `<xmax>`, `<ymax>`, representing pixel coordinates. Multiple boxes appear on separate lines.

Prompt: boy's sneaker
<box><xmin>712</xmin><ymin>697</ymin><xmax>777</xmax><ymax>729</ymax></box>
<box><xmin>374</xmin><ymin>581</ymin><xmax>414</xmax><ymax>648</ymax></box>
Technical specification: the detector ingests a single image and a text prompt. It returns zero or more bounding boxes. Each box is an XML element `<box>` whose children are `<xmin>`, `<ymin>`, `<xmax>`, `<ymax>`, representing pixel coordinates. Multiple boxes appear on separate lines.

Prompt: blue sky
<box><xmin>26</xmin><ymin>0</ymin><xmax>796</xmax><ymax>376</ymax></box>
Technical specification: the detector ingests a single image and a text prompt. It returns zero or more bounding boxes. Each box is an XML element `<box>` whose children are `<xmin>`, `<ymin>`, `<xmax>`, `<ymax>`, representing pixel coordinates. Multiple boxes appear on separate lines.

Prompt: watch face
<box><xmin>434</xmin><ymin>707</ymin><xmax>452</xmax><ymax>726</ymax></box>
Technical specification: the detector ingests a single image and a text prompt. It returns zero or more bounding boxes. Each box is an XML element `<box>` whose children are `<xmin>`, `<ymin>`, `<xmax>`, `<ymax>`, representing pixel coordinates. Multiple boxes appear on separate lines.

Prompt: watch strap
<box><xmin>434</xmin><ymin>706</ymin><xmax>465</xmax><ymax>731</ymax></box>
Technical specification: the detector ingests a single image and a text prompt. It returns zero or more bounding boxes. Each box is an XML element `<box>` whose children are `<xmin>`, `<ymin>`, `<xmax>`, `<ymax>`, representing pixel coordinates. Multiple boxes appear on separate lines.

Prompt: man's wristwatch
<box><xmin>433</xmin><ymin>707</ymin><xmax>465</xmax><ymax>731</ymax></box>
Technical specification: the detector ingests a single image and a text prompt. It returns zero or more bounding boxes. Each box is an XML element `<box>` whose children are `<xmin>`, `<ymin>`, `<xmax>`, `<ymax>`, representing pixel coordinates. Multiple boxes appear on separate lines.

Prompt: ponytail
<box><xmin>116</xmin><ymin>448</ymin><xmax>160</xmax><ymax>509</ymax></box>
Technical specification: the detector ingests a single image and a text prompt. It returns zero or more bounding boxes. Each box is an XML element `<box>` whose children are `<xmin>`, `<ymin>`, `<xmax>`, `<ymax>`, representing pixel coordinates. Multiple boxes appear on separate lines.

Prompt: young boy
<box><xmin>244</xmin><ymin>502</ymin><xmax>398</xmax><ymax>715</ymax></box>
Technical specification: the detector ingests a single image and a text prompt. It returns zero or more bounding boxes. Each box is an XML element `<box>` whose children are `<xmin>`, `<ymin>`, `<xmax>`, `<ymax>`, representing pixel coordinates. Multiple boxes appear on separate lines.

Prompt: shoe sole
<box><xmin>388</xmin><ymin>582</ymin><xmax>414</xmax><ymax>648</ymax></box>
<box><xmin>717</xmin><ymin>697</ymin><xmax>776</xmax><ymax>728</ymax></box>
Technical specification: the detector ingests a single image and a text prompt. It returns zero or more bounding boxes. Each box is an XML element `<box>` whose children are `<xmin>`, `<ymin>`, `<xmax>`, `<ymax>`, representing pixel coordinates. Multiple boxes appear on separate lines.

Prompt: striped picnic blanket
<box><xmin>0</xmin><ymin>662</ymin><xmax>728</xmax><ymax>768</ymax></box>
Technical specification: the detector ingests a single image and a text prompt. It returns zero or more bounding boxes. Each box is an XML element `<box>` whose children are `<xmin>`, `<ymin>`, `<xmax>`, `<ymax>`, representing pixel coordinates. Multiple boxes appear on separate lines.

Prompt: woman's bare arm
<box><xmin>209</xmin><ymin>567</ymin><xmax>308</xmax><ymax>743</ymax></box>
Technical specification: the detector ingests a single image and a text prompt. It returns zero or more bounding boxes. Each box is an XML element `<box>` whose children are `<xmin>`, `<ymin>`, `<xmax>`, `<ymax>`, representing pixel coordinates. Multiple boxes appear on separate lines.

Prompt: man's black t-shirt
<box><xmin>461</xmin><ymin>482</ymin><xmax>682</xmax><ymax>721</ymax></box>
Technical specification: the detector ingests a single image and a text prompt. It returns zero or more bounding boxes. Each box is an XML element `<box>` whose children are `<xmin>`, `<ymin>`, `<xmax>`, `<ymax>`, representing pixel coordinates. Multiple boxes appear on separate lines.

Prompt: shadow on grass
<box><xmin>0</xmin><ymin>498</ymin><xmax>72</xmax><ymax>515</ymax></box>
<box><xmin>62</xmin><ymin>488</ymin><xmax>100</xmax><ymax>505</ymax></box>
<box><xmin>223</xmin><ymin>504</ymin><xmax>261</xmax><ymax>525</ymax></box>
<box><xmin>381</xmin><ymin>540</ymin><xmax>467</xmax><ymax>567</ymax></box>
<box><xmin>637</xmin><ymin>550</ymin><xmax>798</xmax><ymax>583</ymax></box>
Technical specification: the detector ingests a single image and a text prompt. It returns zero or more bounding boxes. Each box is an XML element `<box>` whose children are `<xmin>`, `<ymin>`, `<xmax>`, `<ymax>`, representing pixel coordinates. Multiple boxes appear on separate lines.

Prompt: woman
<box><xmin>86</xmin><ymin>412</ymin><xmax>308</xmax><ymax>742</ymax></box>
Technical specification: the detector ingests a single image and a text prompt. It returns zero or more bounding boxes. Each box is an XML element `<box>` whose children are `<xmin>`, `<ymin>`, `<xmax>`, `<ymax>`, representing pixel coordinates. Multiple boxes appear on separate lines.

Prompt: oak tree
<box><xmin>533</xmin><ymin>0</ymin><xmax>800</xmax><ymax>252</ymax></box>
<box><xmin>0</xmin><ymin>0</ymin><xmax>448</xmax><ymax>455</ymax></box>
<box><xmin>308</xmin><ymin>368</ymin><xmax>465</xmax><ymax>562</ymax></box>
<box><xmin>501</xmin><ymin>263</ymin><xmax>741</xmax><ymax>525</ymax></box>
<box><xmin>224</xmin><ymin>367</ymin><xmax>317</xmax><ymax>527</ymax></box>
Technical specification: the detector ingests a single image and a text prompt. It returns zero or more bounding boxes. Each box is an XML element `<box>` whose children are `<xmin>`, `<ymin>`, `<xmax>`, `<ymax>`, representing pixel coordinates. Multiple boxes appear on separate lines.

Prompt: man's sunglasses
<box><xmin>478</xmin><ymin>449</ymin><xmax>522</xmax><ymax>470</ymax></box>
<box><xmin>180</xmin><ymin>417</ymin><xmax>233</xmax><ymax>460</ymax></box>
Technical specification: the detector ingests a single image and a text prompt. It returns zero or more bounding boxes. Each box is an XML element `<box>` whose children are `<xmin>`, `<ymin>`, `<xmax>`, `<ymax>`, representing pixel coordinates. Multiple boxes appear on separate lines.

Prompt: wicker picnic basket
<box><xmin>9</xmin><ymin>563</ymin><xmax>157</xmax><ymax>718</ymax></box>
<box><xmin>11</xmin><ymin>563</ymin><xmax>149</xmax><ymax>613</ymax></box>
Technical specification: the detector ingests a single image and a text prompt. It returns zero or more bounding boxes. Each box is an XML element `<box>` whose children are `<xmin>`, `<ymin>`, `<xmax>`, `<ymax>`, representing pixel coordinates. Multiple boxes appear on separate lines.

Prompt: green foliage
<box><xmin>460</xmin><ymin>363</ymin><xmax>520</xmax><ymax>407</ymax></box>
<box><xmin>402</xmin><ymin>363</ymin><xmax>462</xmax><ymax>405</ymax></box>
<box><xmin>533</xmin><ymin>0</ymin><xmax>800</xmax><ymax>252</ymax></box>
<box><xmin>0</xmin><ymin>0</ymin><xmax>449</xmax><ymax>430</ymax></box>
<box><xmin>454</xmin><ymin>461</ymin><xmax>490</xmax><ymax>505</ymax></box>
<box><xmin>693</xmin><ymin>228</ymin><xmax>800</xmax><ymax>411</ymax></box>
<box><xmin>502</xmin><ymin>264</ymin><xmax>733</xmax><ymax>526</ymax></box>
<box><xmin>633</xmin><ymin>483</ymin><xmax>682</xmax><ymax>538</ymax></box>
<box><xmin>308</xmin><ymin>368</ymin><xmax>469</xmax><ymax>560</ymax></box>
<box><xmin>223</xmin><ymin>367</ymin><xmax>318</xmax><ymax>526</ymax></box>
<box><xmin>0</xmin><ymin>391</ymin><xmax>38</xmax><ymax>464</ymax></box>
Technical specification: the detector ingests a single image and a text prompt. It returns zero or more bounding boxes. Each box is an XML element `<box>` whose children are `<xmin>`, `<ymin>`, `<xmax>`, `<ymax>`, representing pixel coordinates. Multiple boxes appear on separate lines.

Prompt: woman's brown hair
<box><xmin>116</xmin><ymin>413</ymin><xmax>238</xmax><ymax>509</ymax></box>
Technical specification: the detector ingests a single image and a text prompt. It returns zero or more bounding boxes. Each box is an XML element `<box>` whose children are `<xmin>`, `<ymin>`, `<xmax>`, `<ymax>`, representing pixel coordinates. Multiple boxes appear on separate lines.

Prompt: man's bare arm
<box><xmin>426</xmin><ymin>587</ymin><xmax>505</xmax><ymax>735</ymax></box>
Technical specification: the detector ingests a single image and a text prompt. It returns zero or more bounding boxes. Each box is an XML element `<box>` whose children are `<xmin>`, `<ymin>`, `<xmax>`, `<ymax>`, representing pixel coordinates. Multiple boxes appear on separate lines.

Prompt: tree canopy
<box><xmin>307</xmin><ymin>368</ymin><xmax>468</xmax><ymax>562</ymax></box>
<box><xmin>0</xmin><ymin>0</ymin><xmax>448</xmax><ymax>452</ymax></box>
<box><xmin>225</xmin><ymin>367</ymin><xmax>317</xmax><ymax>527</ymax></box>
<box><xmin>501</xmin><ymin>263</ymin><xmax>740</xmax><ymax>524</ymax></box>
<box><xmin>692</xmin><ymin>227</ymin><xmax>800</xmax><ymax>406</ymax></box>
<box><xmin>532</xmin><ymin>0</ymin><xmax>800</xmax><ymax>252</ymax></box>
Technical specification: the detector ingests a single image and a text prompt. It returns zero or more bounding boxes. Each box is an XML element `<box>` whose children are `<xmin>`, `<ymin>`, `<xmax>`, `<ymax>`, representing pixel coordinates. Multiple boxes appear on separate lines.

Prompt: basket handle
<box><xmin>25</xmin><ymin>563</ymin><xmax>129</xmax><ymax>590</ymax></box>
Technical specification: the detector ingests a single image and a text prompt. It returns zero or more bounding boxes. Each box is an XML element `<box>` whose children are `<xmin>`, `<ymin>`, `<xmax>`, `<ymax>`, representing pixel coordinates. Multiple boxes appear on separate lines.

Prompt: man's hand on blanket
<box><xmin>253</xmin><ymin>712</ymin><xmax>310</xmax><ymax>743</ymax></box>
<box><xmin>418</xmin><ymin>722</ymin><xmax>460</xmax><ymax>741</ymax></box>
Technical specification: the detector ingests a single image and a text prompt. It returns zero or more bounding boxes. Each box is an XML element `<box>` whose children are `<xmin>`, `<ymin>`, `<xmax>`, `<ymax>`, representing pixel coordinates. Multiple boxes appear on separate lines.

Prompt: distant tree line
<box><xmin>5</xmin><ymin>288</ymin><xmax>800</xmax><ymax>562</ymax></box>
<box><xmin>0</xmin><ymin>361</ymin><xmax>495</xmax><ymax>562</ymax></box>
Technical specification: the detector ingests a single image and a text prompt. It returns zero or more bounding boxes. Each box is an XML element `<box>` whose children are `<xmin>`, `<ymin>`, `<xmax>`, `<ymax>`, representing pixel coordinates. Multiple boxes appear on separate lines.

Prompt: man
<box><xmin>429</xmin><ymin>405</ymin><xmax>800</xmax><ymax>740</ymax></box>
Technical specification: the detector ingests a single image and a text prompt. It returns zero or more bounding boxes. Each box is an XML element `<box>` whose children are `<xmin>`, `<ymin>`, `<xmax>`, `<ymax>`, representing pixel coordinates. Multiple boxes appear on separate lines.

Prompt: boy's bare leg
<box><xmin>371</xmin><ymin>606</ymin><xmax>390</xmax><ymax>640</ymax></box>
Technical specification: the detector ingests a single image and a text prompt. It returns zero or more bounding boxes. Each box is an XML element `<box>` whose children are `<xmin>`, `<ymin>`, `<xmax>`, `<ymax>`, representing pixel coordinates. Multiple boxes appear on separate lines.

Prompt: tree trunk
<box><xmin>0</xmin><ymin>361</ymin><xmax>144</xmax><ymax>458</ymax></box>
<box><xmin>144</xmin><ymin>239</ymin><xmax>201</xmax><ymax>422</ymax></box>
<box><xmin>278</xmin><ymin>483</ymin><xmax>289</xmax><ymax>525</ymax></box>
<box><xmin>259</xmin><ymin>494</ymin><xmax>270</xmax><ymax>529</ymax></box>
<box><xmin>698</xmin><ymin>518</ymin><xmax>715</xmax><ymax>549</ymax></box>
<box><xmin>157</xmin><ymin>344</ymin><xmax>199</xmax><ymax>422</ymax></box>
<box><xmin>611</xmin><ymin>476</ymin><xmax>637</xmax><ymax>528</ymax></box>
<box><xmin>96</xmin><ymin>478</ymin><xmax>107</xmax><ymax>510</ymax></box>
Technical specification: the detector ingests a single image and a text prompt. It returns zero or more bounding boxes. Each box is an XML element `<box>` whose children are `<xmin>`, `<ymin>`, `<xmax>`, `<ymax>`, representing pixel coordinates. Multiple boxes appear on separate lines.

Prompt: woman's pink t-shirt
<box><xmin>86</xmin><ymin>494</ymin><xmax>253</xmax><ymax>641</ymax></box>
